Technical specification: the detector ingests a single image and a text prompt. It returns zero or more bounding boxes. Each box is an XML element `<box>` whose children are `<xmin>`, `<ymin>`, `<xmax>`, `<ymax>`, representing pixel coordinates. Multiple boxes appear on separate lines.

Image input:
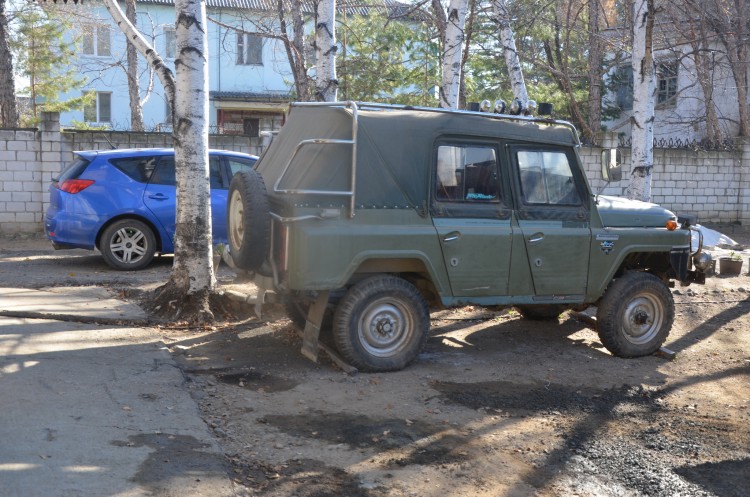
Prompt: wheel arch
<box><xmin>96</xmin><ymin>214</ymin><xmax>166</xmax><ymax>253</ymax></box>
<box><xmin>590</xmin><ymin>248</ymin><xmax>675</xmax><ymax>300</ymax></box>
<box><xmin>343</xmin><ymin>256</ymin><xmax>445</xmax><ymax>307</ymax></box>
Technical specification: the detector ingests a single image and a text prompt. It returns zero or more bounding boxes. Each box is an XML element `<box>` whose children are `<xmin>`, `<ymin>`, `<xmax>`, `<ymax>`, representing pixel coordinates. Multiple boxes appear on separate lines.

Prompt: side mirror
<box><xmin>601</xmin><ymin>149</ymin><xmax>622</xmax><ymax>182</ymax></box>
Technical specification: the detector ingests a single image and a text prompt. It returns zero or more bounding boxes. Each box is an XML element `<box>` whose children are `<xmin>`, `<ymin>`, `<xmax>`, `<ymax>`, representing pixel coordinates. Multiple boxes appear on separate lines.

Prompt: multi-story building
<box><xmin>56</xmin><ymin>0</ymin><xmax>298</xmax><ymax>135</ymax></box>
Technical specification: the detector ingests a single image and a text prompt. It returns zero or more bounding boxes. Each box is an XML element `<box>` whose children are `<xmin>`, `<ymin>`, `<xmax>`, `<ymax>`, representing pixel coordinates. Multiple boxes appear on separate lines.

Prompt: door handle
<box><xmin>148</xmin><ymin>193</ymin><xmax>169</xmax><ymax>201</ymax></box>
<box><xmin>528</xmin><ymin>232</ymin><xmax>544</xmax><ymax>244</ymax></box>
<box><xmin>443</xmin><ymin>231</ymin><xmax>460</xmax><ymax>242</ymax></box>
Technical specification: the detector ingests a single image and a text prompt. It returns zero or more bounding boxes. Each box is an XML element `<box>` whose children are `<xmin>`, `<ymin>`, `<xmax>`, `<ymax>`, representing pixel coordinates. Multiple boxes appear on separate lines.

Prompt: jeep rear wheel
<box><xmin>333</xmin><ymin>275</ymin><xmax>429</xmax><ymax>372</ymax></box>
<box><xmin>227</xmin><ymin>170</ymin><xmax>271</xmax><ymax>271</ymax></box>
<box><xmin>596</xmin><ymin>272</ymin><xmax>674</xmax><ymax>357</ymax></box>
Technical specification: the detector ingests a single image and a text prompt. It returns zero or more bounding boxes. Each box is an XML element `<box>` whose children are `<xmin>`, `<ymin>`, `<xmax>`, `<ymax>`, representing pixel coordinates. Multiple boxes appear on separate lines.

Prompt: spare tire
<box><xmin>227</xmin><ymin>170</ymin><xmax>271</xmax><ymax>271</ymax></box>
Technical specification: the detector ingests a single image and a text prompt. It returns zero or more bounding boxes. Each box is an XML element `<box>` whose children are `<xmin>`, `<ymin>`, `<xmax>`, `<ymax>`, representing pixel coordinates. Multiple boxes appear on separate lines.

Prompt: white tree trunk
<box><xmin>492</xmin><ymin>0</ymin><xmax>529</xmax><ymax>107</ymax></box>
<box><xmin>439</xmin><ymin>0</ymin><xmax>468</xmax><ymax>109</ymax></box>
<box><xmin>103</xmin><ymin>0</ymin><xmax>215</xmax><ymax>318</ymax></box>
<box><xmin>315</xmin><ymin>0</ymin><xmax>337</xmax><ymax>102</ymax></box>
<box><xmin>627</xmin><ymin>0</ymin><xmax>655</xmax><ymax>202</ymax></box>
<box><xmin>172</xmin><ymin>0</ymin><xmax>213</xmax><ymax>295</ymax></box>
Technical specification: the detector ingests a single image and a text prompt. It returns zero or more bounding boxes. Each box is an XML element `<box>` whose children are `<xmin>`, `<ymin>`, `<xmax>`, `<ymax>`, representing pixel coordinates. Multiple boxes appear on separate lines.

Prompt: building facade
<box><xmin>56</xmin><ymin>0</ymin><xmax>293</xmax><ymax>135</ymax></box>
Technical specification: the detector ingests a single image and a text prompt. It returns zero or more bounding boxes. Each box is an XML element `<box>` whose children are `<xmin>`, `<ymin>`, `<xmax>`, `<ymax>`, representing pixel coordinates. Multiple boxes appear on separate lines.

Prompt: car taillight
<box><xmin>58</xmin><ymin>179</ymin><xmax>95</xmax><ymax>194</ymax></box>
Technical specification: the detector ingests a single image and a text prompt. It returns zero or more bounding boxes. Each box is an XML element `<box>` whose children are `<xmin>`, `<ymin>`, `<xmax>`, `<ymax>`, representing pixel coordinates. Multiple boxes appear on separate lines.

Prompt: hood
<box><xmin>596</xmin><ymin>195</ymin><xmax>676</xmax><ymax>227</ymax></box>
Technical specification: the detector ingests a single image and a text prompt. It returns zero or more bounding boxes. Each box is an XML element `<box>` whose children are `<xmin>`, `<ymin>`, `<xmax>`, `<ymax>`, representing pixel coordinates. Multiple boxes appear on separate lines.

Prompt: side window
<box><xmin>227</xmin><ymin>158</ymin><xmax>257</xmax><ymax>177</ymax></box>
<box><xmin>435</xmin><ymin>145</ymin><xmax>500</xmax><ymax>203</ymax></box>
<box><xmin>517</xmin><ymin>149</ymin><xmax>580</xmax><ymax>206</ymax></box>
<box><xmin>110</xmin><ymin>156</ymin><xmax>157</xmax><ymax>183</ymax></box>
<box><xmin>149</xmin><ymin>157</ymin><xmax>176</xmax><ymax>186</ymax></box>
<box><xmin>209</xmin><ymin>157</ymin><xmax>223</xmax><ymax>188</ymax></box>
<box><xmin>150</xmin><ymin>157</ymin><xmax>224</xmax><ymax>188</ymax></box>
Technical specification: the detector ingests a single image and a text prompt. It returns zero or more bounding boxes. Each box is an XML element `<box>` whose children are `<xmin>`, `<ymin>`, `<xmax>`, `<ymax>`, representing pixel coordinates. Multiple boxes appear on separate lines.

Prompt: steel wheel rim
<box><xmin>621</xmin><ymin>293</ymin><xmax>664</xmax><ymax>345</ymax></box>
<box><xmin>358</xmin><ymin>297</ymin><xmax>414</xmax><ymax>358</ymax></box>
<box><xmin>110</xmin><ymin>227</ymin><xmax>147</xmax><ymax>264</ymax></box>
<box><xmin>228</xmin><ymin>189</ymin><xmax>244</xmax><ymax>249</ymax></box>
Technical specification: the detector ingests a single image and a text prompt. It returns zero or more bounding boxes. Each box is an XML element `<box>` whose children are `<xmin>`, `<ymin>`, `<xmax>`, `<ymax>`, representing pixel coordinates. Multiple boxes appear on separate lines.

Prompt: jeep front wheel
<box><xmin>596</xmin><ymin>272</ymin><xmax>674</xmax><ymax>357</ymax></box>
<box><xmin>333</xmin><ymin>275</ymin><xmax>429</xmax><ymax>372</ymax></box>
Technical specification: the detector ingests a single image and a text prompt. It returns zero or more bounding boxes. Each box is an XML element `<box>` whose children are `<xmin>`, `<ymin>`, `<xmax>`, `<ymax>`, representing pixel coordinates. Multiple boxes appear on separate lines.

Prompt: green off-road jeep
<box><xmin>227</xmin><ymin>101</ymin><xmax>710</xmax><ymax>372</ymax></box>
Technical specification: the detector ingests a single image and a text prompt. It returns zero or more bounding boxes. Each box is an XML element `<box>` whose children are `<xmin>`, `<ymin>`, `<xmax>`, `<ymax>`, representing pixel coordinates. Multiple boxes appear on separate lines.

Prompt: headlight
<box><xmin>693</xmin><ymin>252</ymin><xmax>712</xmax><ymax>271</ymax></box>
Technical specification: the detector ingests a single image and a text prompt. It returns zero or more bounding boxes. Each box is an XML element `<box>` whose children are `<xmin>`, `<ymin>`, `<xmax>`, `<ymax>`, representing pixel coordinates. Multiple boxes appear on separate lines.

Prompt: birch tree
<box><xmin>440</xmin><ymin>0</ymin><xmax>468</xmax><ymax>109</ymax></box>
<box><xmin>0</xmin><ymin>0</ymin><xmax>18</xmax><ymax>127</ymax></box>
<box><xmin>104</xmin><ymin>0</ymin><xmax>216</xmax><ymax>322</ymax></box>
<box><xmin>492</xmin><ymin>0</ymin><xmax>529</xmax><ymax>108</ymax></box>
<box><xmin>627</xmin><ymin>0</ymin><xmax>655</xmax><ymax>202</ymax></box>
<box><xmin>315</xmin><ymin>0</ymin><xmax>337</xmax><ymax>101</ymax></box>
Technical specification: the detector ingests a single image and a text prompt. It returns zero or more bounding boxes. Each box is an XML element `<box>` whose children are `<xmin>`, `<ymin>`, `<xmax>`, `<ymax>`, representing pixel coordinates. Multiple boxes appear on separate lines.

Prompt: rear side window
<box><xmin>55</xmin><ymin>157</ymin><xmax>90</xmax><ymax>182</ymax></box>
<box><xmin>110</xmin><ymin>156</ymin><xmax>158</xmax><ymax>183</ymax></box>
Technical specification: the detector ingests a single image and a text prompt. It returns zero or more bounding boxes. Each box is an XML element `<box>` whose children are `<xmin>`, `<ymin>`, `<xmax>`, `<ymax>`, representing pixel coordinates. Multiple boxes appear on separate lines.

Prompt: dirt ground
<box><xmin>1</xmin><ymin>226</ymin><xmax>749</xmax><ymax>497</ymax></box>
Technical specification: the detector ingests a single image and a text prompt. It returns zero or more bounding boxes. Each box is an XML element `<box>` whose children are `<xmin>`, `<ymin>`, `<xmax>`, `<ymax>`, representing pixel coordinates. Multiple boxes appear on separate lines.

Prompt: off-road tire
<box><xmin>99</xmin><ymin>219</ymin><xmax>157</xmax><ymax>270</ymax></box>
<box><xmin>333</xmin><ymin>275</ymin><xmax>430</xmax><ymax>372</ymax></box>
<box><xmin>515</xmin><ymin>305</ymin><xmax>567</xmax><ymax>320</ymax></box>
<box><xmin>596</xmin><ymin>271</ymin><xmax>674</xmax><ymax>357</ymax></box>
<box><xmin>227</xmin><ymin>170</ymin><xmax>271</xmax><ymax>271</ymax></box>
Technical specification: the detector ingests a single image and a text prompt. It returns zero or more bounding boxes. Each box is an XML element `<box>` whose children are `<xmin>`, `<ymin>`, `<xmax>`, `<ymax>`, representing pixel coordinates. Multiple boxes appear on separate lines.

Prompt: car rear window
<box><xmin>109</xmin><ymin>156</ymin><xmax>158</xmax><ymax>183</ymax></box>
<box><xmin>55</xmin><ymin>157</ymin><xmax>90</xmax><ymax>182</ymax></box>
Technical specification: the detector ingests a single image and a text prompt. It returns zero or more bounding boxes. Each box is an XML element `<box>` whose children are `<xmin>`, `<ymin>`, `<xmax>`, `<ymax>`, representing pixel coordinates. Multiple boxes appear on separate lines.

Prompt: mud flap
<box><xmin>300</xmin><ymin>291</ymin><xmax>357</xmax><ymax>374</ymax></box>
<box><xmin>301</xmin><ymin>290</ymin><xmax>329</xmax><ymax>362</ymax></box>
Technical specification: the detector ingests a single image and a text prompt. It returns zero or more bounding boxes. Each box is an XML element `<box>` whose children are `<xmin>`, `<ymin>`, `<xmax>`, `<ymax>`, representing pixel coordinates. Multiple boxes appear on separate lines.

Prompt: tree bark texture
<box><xmin>492</xmin><ymin>0</ymin><xmax>529</xmax><ymax>107</ymax></box>
<box><xmin>0</xmin><ymin>0</ymin><xmax>18</xmax><ymax>127</ymax></box>
<box><xmin>315</xmin><ymin>0</ymin><xmax>337</xmax><ymax>102</ymax></box>
<box><xmin>627</xmin><ymin>0</ymin><xmax>655</xmax><ymax>202</ymax></box>
<box><xmin>439</xmin><ymin>0</ymin><xmax>468</xmax><ymax>109</ymax></box>
<box><xmin>125</xmin><ymin>0</ymin><xmax>144</xmax><ymax>132</ymax></box>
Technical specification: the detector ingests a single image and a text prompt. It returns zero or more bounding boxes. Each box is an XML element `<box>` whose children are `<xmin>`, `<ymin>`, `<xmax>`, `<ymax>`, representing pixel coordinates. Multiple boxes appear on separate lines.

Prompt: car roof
<box><xmin>75</xmin><ymin>148</ymin><xmax>257</xmax><ymax>160</ymax></box>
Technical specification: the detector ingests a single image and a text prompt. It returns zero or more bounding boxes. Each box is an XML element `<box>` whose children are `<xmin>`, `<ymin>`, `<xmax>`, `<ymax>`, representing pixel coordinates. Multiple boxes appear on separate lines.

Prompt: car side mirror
<box><xmin>601</xmin><ymin>149</ymin><xmax>622</xmax><ymax>182</ymax></box>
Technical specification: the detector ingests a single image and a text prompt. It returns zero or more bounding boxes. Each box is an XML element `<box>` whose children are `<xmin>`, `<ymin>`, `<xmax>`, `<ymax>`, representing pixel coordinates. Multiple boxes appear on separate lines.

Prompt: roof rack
<box><xmin>291</xmin><ymin>100</ymin><xmax>581</xmax><ymax>146</ymax></box>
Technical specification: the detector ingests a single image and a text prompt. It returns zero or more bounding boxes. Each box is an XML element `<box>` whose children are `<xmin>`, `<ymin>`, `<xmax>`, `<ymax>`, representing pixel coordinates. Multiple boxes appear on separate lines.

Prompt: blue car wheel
<box><xmin>100</xmin><ymin>219</ymin><xmax>157</xmax><ymax>270</ymax></box>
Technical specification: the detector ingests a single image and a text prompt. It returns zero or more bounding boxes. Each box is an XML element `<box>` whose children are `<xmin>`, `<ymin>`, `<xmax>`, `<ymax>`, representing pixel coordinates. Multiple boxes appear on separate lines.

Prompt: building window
<box><xmin>164</xmin><ymin>28</ymin><xmax>176</xmax><ymax>59</ymax></box>
<box><xmin>83</xmin><ymin>92</ymin><xmax>112</xmax><ymax>123</ymax></box>
<box><xmin>614</xmin><ymin>65</ymin><xmax>633</xmax><ymax>111</ymax></box>
<box><xmin>82</xmin><ymin>24</ymin><xmax>111</xmax><ymax>57</ymax></box>
<box><xmin>657</xmin><ymin>61</ymin><xmax>678</xmax><ymax>106</ymax></box>
<box><xmin>236</xmin><ymin>32</ymin><xmax>263</xmax><ymax>65</ymax></box>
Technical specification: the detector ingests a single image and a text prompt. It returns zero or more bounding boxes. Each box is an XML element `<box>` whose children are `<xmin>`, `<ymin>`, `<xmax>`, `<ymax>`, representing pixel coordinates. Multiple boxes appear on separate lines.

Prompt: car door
<box><xmin>142</xmin><ymin>156</ymin><xmax>177</xmax><ymax>249</ymax></box>
<box><xmin>431</xmin><ymin>141</ymin><xmax>514</xmax><ymax>297</ymax></box>
<box><xmin>214</xmin><ymin>156</ymin><xmax>257</xmax><ymax>241</ymax></box>
<box><xmin>509</xmin><ymin>145</ymin><xmax>591</xmax><ymax>299</ymax></box>
<box><xmin>143</xmin><ymin>155</ymin><xmax>226</xmax><ymax>246</ymax></box>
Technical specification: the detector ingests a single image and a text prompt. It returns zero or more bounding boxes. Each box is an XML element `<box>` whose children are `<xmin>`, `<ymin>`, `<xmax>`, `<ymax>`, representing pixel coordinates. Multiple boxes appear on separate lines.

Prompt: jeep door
<box><xmin>431</xmin><ymin>142</ymin><xmax>513</xmax><ymax>297</ymax></box>
<box><xmin>508</xmin><ymin>145</ymin><xmax>591</xmax><ymax>299</ymax></box>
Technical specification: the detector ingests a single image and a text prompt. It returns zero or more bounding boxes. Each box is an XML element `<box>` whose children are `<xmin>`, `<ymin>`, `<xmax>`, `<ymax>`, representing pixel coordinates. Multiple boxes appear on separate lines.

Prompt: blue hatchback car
<box><xmin>45</xmin><ymin>148</ymin><xmax>257</xmax><ymax>270</ymax></box>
